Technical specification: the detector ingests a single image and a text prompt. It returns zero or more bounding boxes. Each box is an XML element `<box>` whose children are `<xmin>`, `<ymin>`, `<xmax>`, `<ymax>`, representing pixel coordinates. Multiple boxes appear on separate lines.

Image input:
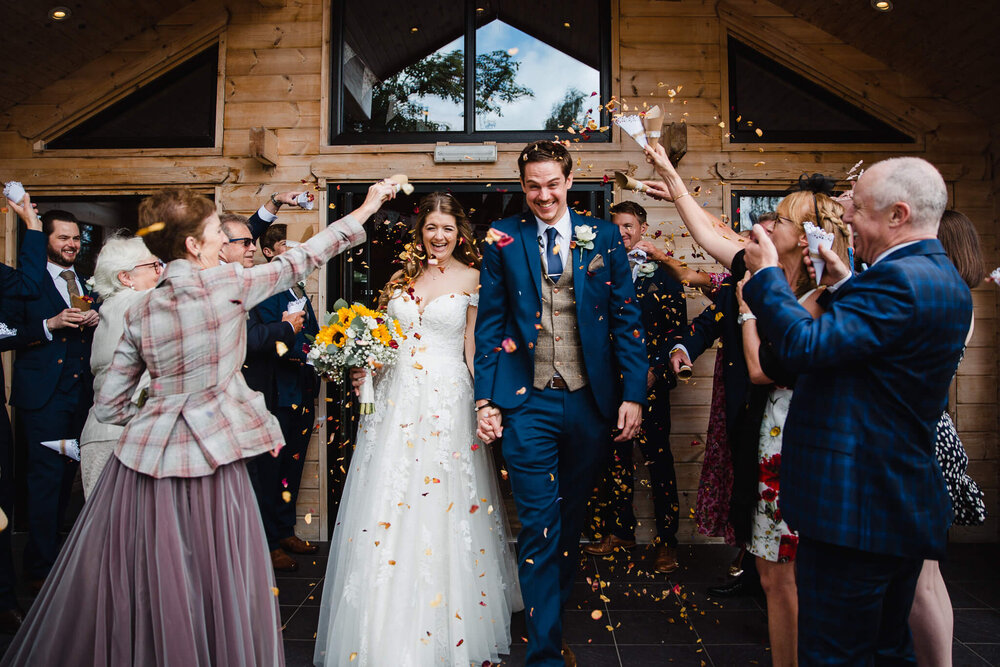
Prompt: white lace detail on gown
<box><xmin>315</xmin><ymin>291</ymin><xmax>521</xmax><ymax>667</ymax></box>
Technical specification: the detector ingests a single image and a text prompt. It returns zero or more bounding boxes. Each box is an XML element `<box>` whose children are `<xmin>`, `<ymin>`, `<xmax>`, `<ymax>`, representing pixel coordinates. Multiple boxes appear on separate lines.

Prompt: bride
<box><xmin>314</xmin><ymin>192</ymin><xmax>521</xmax><ymax>667</ymax></box>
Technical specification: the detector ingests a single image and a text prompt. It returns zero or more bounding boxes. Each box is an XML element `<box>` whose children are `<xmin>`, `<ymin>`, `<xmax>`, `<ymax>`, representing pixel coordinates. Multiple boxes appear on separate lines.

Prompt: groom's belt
<box><xmin>545</xmin><ymin>375</ymin><xmax>568</xmax><ymax>390</ymax></box>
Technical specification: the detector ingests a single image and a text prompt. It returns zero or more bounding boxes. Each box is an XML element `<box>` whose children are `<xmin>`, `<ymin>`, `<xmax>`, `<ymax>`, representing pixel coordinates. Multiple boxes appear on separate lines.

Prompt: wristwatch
<box><xmin>737</xmin><ymin>312</ymin><xmax>757</xmax><ymax>325</ymax></box>
<box><xmin>270</xmin><ymin>192</ymin><xmax>282</xmax><ymax>207</ymax></box>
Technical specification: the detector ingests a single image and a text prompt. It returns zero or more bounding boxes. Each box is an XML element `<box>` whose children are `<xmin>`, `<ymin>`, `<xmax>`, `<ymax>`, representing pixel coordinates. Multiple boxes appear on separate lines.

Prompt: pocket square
<box><xmin>587</xmin><ymin>254</ymin><xmax>605</xmax><ymax>271</ymax></box>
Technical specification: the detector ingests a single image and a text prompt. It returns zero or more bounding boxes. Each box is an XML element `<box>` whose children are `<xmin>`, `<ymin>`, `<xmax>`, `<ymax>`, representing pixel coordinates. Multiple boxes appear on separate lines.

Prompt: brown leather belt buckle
<box><xmin>547</xmin><ymin>376</ymin><xmax>568</xmax><ymax>389</ymax></box>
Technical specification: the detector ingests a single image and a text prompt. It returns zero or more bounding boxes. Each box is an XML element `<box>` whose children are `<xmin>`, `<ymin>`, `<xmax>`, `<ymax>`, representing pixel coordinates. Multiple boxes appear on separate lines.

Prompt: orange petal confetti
<box><xmin>137</xmin><ymin>222</ymin><xmax>165</xmax><ymax>236</ymax></box>
<box><xmin>430</xmin><ymin>593</ymin><xmax>443</xmax><ymax>607</ymax></box>
<box><xmin>516</xmin><ymin>387</ymin><xmax>527</xmax><ymax>395</ymax></box>
<box><xmin>501</xmin><ymin>338</ymin><xmax>517</xmax><ymax>353</ymax></box>
<box><xmin>275</xmin><ymin>341</ymin><xmax>288</xmax><ymax>357</ymax></box>
<box><xmin>272</xmin><ymin>587</ymin><xmax>279</xmax><ymax>597</ymax></box>
<box><xmin>349</xmin><ymin>653</ymin><xmax>358</xmax><ymax>661</ymax></box>
<box><xmin>591</xmin><ymin>610</ymin><xmax>603</xmax><ymax>620</ymax></box>
<box><xmin>281</xmin><ymin>490</ymin><xmax>292</xmax><ymax>503</ymax></box>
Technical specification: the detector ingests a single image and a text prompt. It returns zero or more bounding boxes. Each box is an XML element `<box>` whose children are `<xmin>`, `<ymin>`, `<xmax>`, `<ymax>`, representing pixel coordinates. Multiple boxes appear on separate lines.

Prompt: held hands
<box><xmin>475</xmin><ymin>400</ymin><xmax>503</xmax><ymax>444</ymax></box>
<box><xmin>80</xmin><ymin>309</ymin><xmax>99</xmax><ymax>327</ymax></box>
<box><xmin>7</xmin><ymin>192</ymin><xmax>42</xmax><ymax>231</ymax></box>
<box><xmin>743</xmin><ymin>225</ymin><xmax>779</xmax><ymax>274</ymax></box>
<box><xmin>349</xmin><ymin>367</ymin><xmax>369</xmax><ymax>396</ymax></box>
<box><xmin>282</xmin><ymin>310</ymin><xmax>305</xmax><ymax>334</ymax></box>
<box><xmin>802</xmin><ymin>243</ymin><xmax>851</xmax><ymax>287</ymax></box>
<box><xmin>614</xmin><ymin>401</ymin><xmax>643</xmax><ymax>442</ymax></box>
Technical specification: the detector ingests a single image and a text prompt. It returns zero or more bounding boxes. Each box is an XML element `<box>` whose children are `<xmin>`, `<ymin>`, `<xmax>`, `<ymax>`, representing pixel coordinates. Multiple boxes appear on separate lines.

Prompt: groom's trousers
<box><xmin>502</xmin><ymin>385</ymin><xmax>610</xmax><ymax>667</ymax></box>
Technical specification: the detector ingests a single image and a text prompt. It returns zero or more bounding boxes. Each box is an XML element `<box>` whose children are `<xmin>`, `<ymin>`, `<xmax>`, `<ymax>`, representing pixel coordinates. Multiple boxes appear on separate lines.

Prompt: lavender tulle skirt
<box><xmin>1</xmin><ymin>456</ymin><xmax>284</xmax><ymax>666</ymax></box>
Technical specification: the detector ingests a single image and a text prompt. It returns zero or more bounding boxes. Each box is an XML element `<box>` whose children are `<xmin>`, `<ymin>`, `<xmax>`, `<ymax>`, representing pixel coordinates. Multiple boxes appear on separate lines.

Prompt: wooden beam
<box><xmin>717</xmin><ymin>160</ymin><xmax>967</xmax><ymax>183</ymax></box>
<box><xmin>1</xmin><ymin>158</ymin><xmax>235</xmax><ymax>186</ymax></box>
<box><xmin>249</xmin><ymin>127</ymin><xmax>279</xmax><ymax>167</ymax></box>
<box><xmin>258</xmin><ymin>0</ymin><xmax>287</xmax><ymax>7</ymax></box>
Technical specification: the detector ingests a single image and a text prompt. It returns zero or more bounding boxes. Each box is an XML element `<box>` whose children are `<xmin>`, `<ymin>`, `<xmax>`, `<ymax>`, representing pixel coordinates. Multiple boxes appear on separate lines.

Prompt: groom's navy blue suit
<box><xmin>475</xmin><ymin>211</ymin><xmax>647</xmax><ymax>666</ymax></box>
<box><xmin>744</xmin><ymin>239</ymin><xmax>971</xmax><ymax>664</ymax></box>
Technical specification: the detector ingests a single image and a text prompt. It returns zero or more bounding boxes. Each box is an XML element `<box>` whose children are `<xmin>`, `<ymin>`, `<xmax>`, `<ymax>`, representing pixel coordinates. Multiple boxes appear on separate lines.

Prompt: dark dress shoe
<box><xmin>707</xmin><ymin>571</ymin><xmax>762</xmax><ymax>598</ymax></box>
<box><xmin>581</xmin><ymin>534</ymin><xmax>637</xmax><ymax>556</ymax></box>
<box><xmin>653</xmin><ymin>544</ymin><xmax>680</xmax><ymax>574</ymax></box>
<box><xmin>279</xmin><ymin>536</ymin><xmax>319</xmax><ymax>555</ymax></box>
<box><xmin>0</xmin><ymin>607</ymin><xmax>25</xmax><ymax>635</ymax></box>
<box><xmin>270</xmin><ymin>548</ymin><xmax>299</xmax><ymax>572</ymax></box>
<box><xmin>561</xmin><ymin>640</ymin><xmax>577</xmax><ymax>667</ymax></box>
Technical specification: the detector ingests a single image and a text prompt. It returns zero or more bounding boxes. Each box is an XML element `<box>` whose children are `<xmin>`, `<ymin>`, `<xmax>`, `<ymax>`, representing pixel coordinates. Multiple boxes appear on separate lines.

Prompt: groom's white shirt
<box><xmin>535</xmin><ymin>210</ymin><xmax>572</xmax><ymax>274</ymax></box>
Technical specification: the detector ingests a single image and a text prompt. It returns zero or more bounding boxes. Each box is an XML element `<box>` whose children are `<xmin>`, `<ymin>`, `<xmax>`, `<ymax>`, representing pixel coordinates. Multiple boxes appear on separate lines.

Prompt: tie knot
<box><xmin>545</xmin><ymin>226</ymin><xmax>558</xmax><ymax>243</ymax></box>
<box><xmin>59</xmin><ymin>270</ymin><xmax>74</xmax><ymax>281</ymax></box>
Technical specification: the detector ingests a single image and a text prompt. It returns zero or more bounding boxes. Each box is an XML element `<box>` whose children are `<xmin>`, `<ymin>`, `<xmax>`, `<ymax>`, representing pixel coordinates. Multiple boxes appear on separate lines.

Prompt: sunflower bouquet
<box><xmin>306</xmin><ymin>299</ymin><xmax>406</xmax><ymax>413</ymax></box>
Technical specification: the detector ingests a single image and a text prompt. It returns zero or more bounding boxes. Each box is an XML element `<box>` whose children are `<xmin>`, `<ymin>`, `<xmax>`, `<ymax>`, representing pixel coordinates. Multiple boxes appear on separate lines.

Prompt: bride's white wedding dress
<box><xmin>314</xmin><ymin>290</ymin><xmax>521</xmax><ymax>667</ymax></box>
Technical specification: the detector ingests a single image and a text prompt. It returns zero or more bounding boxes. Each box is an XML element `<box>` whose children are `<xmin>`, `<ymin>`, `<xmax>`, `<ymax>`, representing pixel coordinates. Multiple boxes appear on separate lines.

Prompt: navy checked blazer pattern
<box><xmin>742</xmin><ymin>239</ymin><xmax>971</xmax><ymax>560</ymax></box>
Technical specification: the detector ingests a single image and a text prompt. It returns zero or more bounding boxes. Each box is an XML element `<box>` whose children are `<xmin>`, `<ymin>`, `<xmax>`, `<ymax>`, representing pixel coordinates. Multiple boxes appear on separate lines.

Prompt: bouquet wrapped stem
<box><xmin>358</xmin><ymin>368</ymin><xmax>375</xmax><ymax>414</ymax></box>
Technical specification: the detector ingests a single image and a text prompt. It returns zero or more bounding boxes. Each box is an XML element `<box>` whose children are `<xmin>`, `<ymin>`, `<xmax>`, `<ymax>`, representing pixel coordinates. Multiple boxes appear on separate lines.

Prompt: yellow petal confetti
<box><xmin>349</xmin><ymin>652</ymin><xmax>358</xmax><ymax>661</ymax></box>
<box><xmin>591</xmin><ymin>610</ymin><xmax>603</xmax><ymax>620</ymax></box>
<box><xmin>275</xmin><ymin>341</ymin><xmax>288</xmax><ymax>357</ymax></box>
<box><xmin>282</xmin><ymin>490</ymin><xmax>292</xmax><ymax>503</ymax></box>
<box><xmin>430</xmin><ymin>593</ymin><xmax>443</xmax><ymax>607</ymax></box>
<box><xmin>136</xmin><ymin>222</ymin><xmax>165</xmax><ymax>236</ymax></box>
<box><xmin>304</xmin><ymin>512</ymin><xmax>312</xmax><ymax>524</ymax></box>
<box><xmin>271</xmin><ymin>587</ymin><xmax>279</xmax><ymax>597</ymax></box>
<box><xmin>755</xmin><ymin>128</ymin><xmax>764</xmax><ymax>137</ymax></box>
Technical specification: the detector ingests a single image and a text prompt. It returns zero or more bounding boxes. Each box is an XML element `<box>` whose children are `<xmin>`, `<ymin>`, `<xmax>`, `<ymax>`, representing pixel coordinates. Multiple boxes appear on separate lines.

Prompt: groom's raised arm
<box><xmin>473</xmin><ymin>235</ymin><xmax>508</xmax><ymax>402</ymax></box>
<box><xmin>606</xmin><ymin>234</ymin><xmax>649</xmax><ymax>405</ymax></box>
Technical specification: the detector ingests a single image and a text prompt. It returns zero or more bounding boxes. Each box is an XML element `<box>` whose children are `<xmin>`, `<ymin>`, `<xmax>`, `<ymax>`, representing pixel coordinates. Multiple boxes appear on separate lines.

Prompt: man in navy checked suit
<box><xmin>742</xmin><ymin>157</ymin><xmax>971</xmax><ymax>665</ymax></box>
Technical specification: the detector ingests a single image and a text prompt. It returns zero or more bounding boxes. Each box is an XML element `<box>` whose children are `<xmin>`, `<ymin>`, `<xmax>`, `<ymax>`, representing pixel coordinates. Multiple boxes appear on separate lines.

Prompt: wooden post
<box><xmin>250</xmin><ymin>127</ymin><xmax>279</xmax><ymax>168</ymax></box>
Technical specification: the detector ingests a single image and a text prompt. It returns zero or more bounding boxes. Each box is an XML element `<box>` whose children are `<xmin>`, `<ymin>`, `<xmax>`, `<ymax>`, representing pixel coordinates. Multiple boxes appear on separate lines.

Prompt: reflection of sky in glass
<box><xmin>475</xmin><ymin>20</ymin><xmax>599</xmax><ymax>131</ymax></box>
<box><xmin>737</xmin><ymin>195</ymin><xmax>783</xmax><ymax>231</ymax></box>
<box><xmin>398</xmin><ymin>36</ymin><xmax>464</xmax><ymax>131</ymax></box>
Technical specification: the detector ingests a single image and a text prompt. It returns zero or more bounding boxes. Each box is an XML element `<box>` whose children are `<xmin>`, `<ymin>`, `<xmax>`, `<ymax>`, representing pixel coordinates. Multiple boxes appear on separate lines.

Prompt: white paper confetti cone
<box><xmin>614</xmin><ymin>114</ymin><xmax>648</xmax><ymax>149</ymax></box>
<box><xmin>3</xmin><ymin>181</ymin><xmax>26</xmax><ymax>204</ymax></box>
<box><xmin>642</xmin><ymin>105</ymin><xmax>663</xmax><ymax>149</ymax></box>
<box><xmin>614</xmin><ymin>171</ymin><xmax>648</xmax><ymax>193</ymax></box>
<box><xmin>388</xmin><ymin>174</ymin><xmax>414</xmax><ymax>195</ymax></box>
<box><xmin>804</xmin><ymin>221</ymin><xmax>835</xmax><ymax>283</ymax></box>
<box><xmin>296</xmin><ymin>191</ymin><xmax>315</xmax><ymax>210</ymax></box>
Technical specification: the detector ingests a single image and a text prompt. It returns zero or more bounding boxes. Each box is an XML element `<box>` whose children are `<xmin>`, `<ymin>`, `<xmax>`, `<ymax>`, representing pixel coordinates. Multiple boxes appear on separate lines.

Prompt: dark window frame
<box><xmin>726</xmin><ymin>36</ymin><xmax>914</xmax><ymax>145</ymax></box>
<box><xmin>46</xmin><ymin>44</ymin><xmax>221</xmax><ymax>151</ymax></box>
<box><xmin>328</xmin><ymin>0</ymin><xmax>612</xmax><ymax>144</ymax></box>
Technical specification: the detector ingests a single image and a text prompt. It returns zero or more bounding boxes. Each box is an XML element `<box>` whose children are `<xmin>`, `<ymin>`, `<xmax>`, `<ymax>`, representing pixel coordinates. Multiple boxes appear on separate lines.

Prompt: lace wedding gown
<box><xmin>314</xmin><ymin>290</ymin><xmax>521</xmax><ymax>667</ymax></box>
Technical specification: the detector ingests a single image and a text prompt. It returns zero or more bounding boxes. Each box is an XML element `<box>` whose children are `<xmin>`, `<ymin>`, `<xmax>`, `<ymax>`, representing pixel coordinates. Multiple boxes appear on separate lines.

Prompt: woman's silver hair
<box><xmin>867</xmin><ymin>157</ymin><xmax>948</xmax><ymax>231</ymax></box>
<box><xmin>91</xmin><ymin>231</ymin><xmax>156</xmax><ymax>299</ymax></box>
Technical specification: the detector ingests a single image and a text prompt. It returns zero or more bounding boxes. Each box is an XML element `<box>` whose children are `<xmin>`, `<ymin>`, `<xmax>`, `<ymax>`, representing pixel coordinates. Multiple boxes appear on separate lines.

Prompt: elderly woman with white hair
<box><xmin>79</xmin><ymin>233</ymin><xmax>162</xmax><ymax>498</ymax></box>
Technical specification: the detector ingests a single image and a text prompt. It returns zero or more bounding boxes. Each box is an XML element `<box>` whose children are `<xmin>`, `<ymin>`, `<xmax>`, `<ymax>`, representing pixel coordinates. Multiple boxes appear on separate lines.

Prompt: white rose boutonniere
<box><xmin>572</xmin><ymin>225</ymin><xmax>596</xmax><ymax>261</ymax></box>
<box><xmin>637</xmin><ymin>261</ymin><xmax>657</xmax><ymax>278</ymax></box>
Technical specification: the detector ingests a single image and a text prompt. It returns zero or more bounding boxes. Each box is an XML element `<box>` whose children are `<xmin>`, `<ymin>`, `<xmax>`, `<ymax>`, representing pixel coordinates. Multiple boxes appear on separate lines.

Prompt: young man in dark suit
<box><xmin>1</xmin><ymin>209</ymin><xmax>97</xmax><ymax>591</ymax></box>
<box><xmin>245</xmin><ymin>223</ymin><xmax>320</xmax><ymax>572</ymax></box>
<box><xmin>584</xmin><ymin>201</ymin><xmax>687</xmax><ymax>574</ymax></box>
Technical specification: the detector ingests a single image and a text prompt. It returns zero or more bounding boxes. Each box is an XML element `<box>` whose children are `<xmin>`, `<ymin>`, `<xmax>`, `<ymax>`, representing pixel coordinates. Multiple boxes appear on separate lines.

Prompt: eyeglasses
<box><xmin>775</xmin><ymin>216</ymin><xmax>795</xmax><ymax>227</ymax></box>
<box><xmin>133</xmin><ymin>260</ymin><xmax>165</xmax><ymax>274</ymax></box>
<box><xmin>227</xmin><ymin>237</ymin><xmax>254</xmax><ymax>248</ymax></box>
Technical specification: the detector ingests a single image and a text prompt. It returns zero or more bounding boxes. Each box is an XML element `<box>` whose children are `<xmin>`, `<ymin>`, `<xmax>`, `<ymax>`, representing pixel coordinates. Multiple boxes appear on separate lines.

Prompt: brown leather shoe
<box><xmin>0</xmin><ymin>607</ymin><xmax>25</xmax><ymax>634</ymax></box>
<box><xmin>561</xmin><ymin>640</ymin><xmax>577</xmax><ymax>667</ymax></box>
<box><xmin>270</xmin><ymin>548</ymin><xmax>299</xmax><ymax>572</ymax></box>
<box><xmin>279</xmin><ymin>535</ymin><xmax>319</xmax><ymax>555</ymax></box>
<box><xmin>581</xmin><ymin>534</ymin><xmax>637</xmax><ymax>556</ymax></box>
<box><xmin>654</xmin><ymin>544</ymin><xmax>680</xmax><ymax>574</ymax></box>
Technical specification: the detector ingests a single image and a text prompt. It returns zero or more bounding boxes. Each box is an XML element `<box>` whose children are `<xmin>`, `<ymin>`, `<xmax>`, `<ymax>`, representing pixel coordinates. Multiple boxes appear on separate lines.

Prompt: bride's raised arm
<box><xmin>641</xmin><ymin>143</ymin><xmax>744</xmax><ymax>270</ymax></box>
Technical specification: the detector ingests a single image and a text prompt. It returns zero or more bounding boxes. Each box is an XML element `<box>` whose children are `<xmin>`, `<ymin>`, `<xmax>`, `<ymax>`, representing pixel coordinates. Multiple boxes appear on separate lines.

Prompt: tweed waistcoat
<box><xmin>533</xmin><ymin>261</ymin><xmax>589</xmax><ymax>391</ymax></box>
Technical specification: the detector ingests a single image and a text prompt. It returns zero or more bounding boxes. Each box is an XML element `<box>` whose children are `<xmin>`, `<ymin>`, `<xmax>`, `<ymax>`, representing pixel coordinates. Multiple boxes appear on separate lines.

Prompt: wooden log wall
<box><xmin>0</xmin><ymin>0</ymin><xmax>996</xmax><ymax>542</ymax></box>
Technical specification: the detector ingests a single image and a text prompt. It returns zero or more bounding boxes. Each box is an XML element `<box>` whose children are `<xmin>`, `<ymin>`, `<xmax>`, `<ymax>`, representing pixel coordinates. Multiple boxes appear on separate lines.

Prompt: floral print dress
<box><xmin>748</xmin><ymin>387</ymin><xmax>798</xmax><ymax>562</ymax></box>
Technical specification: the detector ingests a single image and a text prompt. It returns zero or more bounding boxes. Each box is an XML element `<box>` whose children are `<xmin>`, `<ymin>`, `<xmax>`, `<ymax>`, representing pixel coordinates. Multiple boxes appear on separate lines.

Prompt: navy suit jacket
<box><xmin>743</xmin><ymin>239</ymin><xmax>971</xmax><ymax>559</ymax></box>
<box><xmin>1</xmin><ymin>260</ymin><xmax>95</xmax><ymax>412</ymax></box>
<box><xmin>634</xmin><ymin>264</ymin><xmax>686</xmax><ymax>393</ymax></box>
<box><xmin>677</xmin><ymin>252</ymin><xmax>749</xmax><ymax>433</ymax></box>
<box><xmin>246</xmin><ymin>287</ymin><xmax>319</xmax><ymax>410</ymax></box>
<box><xmin>474</xmin><ymin>211</ymin><xmax>648</xmax><ymax>419</ymax></box>
<box><xmin>0</xmin><ymin>230</ymin><xmax>47</xmax><ymax>397</ymax></box>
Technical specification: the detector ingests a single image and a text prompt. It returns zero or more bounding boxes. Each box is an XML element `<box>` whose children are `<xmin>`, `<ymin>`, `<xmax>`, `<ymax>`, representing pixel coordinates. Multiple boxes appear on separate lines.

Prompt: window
<box><xmin>47</xmin><ymin>45</ymin><xmax>220</xmax><ymax>150</ymax></box>
<box><xmin>726</xmin><ymin>37</ymin><xmax>912</xmax><ymax>144</ymax></box>
<box><xmin>332</xmin><ymin>0</ymin><xmax>611</xmax><ymax>143</ymax></box>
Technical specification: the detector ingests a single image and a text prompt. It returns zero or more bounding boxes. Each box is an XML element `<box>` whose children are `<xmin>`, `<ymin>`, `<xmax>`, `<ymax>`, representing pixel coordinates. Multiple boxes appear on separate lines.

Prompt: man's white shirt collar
<box><xmin>535</xmin><ymin>209</ymin><xmax>572</xmax><ymax>272</ymax></box>
<box><xmin>871</xmin><ymin>240</ymin><xmax>922</xmax><ymax>266</ymax></box>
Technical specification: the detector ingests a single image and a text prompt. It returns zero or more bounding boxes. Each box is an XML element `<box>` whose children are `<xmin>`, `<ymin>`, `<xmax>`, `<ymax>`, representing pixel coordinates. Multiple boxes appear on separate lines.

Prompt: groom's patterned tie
<box><xmin>545</xmin><ymin>226</ymin><xmax>562</xmax><ymax>281</ymax></box>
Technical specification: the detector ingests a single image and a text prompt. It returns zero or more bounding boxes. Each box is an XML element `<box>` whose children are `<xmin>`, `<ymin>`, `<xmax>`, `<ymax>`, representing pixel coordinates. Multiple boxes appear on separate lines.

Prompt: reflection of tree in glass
<box><xmin>354</xmin><ymin>50</ymin><xmax>533</xmax><ymax>132</ymax></box>
<box><xmin>543</xmin><ymin>88</ymin><xmax>590</xmax><ymax>131</ymax></box>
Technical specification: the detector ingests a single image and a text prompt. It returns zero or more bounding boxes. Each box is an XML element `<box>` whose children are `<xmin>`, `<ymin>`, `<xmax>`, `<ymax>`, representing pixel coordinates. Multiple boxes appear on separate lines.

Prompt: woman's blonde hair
<box><xmin>378</xmin><ymin>193</ymin><xmax>480</xmax><ymax>308</ymax></box>
<box><xmin>776</xmin><ymin>190</ymin><xmax>852</xmax><ymax>296</ymax></box>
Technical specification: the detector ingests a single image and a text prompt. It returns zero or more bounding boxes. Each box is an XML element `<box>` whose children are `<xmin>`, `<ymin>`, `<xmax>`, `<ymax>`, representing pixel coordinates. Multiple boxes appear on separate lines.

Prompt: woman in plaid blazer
<box><xmin>2</xmin><ymin>181</ymin><xmax>395</xmax><ymax>667</ymax></box>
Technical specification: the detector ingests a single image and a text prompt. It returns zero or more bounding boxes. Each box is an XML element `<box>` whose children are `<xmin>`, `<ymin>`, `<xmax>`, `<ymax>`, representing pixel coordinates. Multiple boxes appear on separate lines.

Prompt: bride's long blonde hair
<box><xmin>378</xmin><ymin>192</ymin><xmax>480</xmax><ymax>309</ymax></box>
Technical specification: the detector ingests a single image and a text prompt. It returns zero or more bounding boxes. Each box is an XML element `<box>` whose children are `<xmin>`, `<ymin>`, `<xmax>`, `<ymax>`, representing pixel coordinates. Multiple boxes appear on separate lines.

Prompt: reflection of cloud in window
<box><xmin>475</xmin><ymin>20</ymin><xmax>598</xmax><ymax>131</ymax></box>
<box><xmin>738</xmin><ymin>196</ymin><xmax>783</xmax><ymax>232</ymax></box>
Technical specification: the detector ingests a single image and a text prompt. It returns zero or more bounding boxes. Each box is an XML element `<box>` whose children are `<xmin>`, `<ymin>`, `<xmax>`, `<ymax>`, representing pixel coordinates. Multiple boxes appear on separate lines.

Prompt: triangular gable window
<box><xmin>727</xmin><ymin>37</ymin><xmax>912</xmax><ymax>144</ymax></box>
<box><xmin>47</xmin><ymin>45</ymin><xmax>219</xmax><ymax>150</ymax></box>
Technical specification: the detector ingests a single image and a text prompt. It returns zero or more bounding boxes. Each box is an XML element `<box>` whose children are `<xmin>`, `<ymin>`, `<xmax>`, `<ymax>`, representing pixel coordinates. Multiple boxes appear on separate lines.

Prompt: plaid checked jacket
<box><xmin>743</xmin><ymin>239</ymin><xmax>972</xmax><ymax>560</ymax></box>
<box><xmin>93</xmin><ymin>214</ymin><xmax>365</xmax><ymax>478</ymax></box>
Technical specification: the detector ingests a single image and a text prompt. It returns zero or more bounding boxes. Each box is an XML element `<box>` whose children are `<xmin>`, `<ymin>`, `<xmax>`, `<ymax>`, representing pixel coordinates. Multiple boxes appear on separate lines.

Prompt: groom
<box><xmin>475</xmin><ymin>140</ymin><xmax>648</xmax><ymax>667</ymax></box>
